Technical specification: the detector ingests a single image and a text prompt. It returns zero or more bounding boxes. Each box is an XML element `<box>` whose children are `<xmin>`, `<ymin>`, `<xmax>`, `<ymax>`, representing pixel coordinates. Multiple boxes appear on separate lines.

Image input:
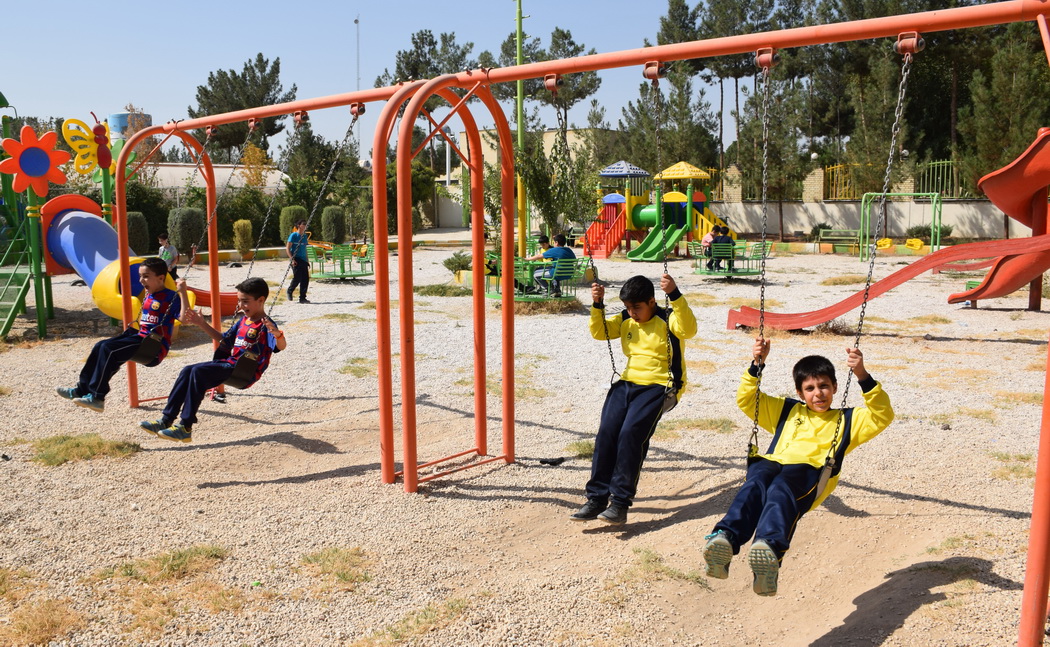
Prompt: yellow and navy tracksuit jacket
<box><xmin>589</xmin><ymin>289</ymin><xmax>698</xmax><ymax>395</ymax></box>
<box><xmin>737</xmin><ymin>368</ymin><xmax>894</xmax><ymax>509</ymax></box>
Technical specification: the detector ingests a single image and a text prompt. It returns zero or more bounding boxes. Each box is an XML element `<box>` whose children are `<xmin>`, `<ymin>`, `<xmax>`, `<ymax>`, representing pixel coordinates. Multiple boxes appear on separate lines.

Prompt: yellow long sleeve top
<box><xmin>589</xmin><ymin>289</ymin><xmax>698</xmax><ymax>395</ymax></box>
<box><xmin>737</xmin><ymin>367</ymin><xmax>894</xmax><ymax>508</ymax></box>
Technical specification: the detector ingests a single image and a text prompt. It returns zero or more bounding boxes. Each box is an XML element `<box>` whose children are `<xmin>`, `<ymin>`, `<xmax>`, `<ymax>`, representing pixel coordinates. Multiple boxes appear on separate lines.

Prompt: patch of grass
<box><xmin>0</xmin><ymin>567</ymin><xmax>33</xmax><ymax>603</ymax></box>
<box><xmin>725</xmin><ymin>297</ymin><xmax>783</xmax><ymax>310</ymax></box>
<box><xmin>995</xmin><ymin>391</ymin><xmax>1044</xmax><ymax>406</ymax></box>
<box><xmin>820</xmin><ymin>274</ymin><xmax>869</xmax><ymax>286</ymax></box>
<box><xmin>991</xmin><ymin>451</ymin><xmax>1032</xmax><ymax>462</ymax></box>
<box><xmin>910</xmin><ymin>314</ymin><xmax>953</xmax><ymax>324</ymax></box>
<box><xmin>126</xmin><ymin>588</ymin><xmax>179</xmax><ymax>637</ymax></box>
<box><xmin>193</xmin><ymin>579</ymin><xmax>246</xmax><ymax>613</ymax></box>
<box><xmin>1015</xmin><ymin>328</ymin><xmax>1050</xmax><ymax>339</ymax></box>
<box><xmin>931</xmin><ymin>408</ymin><xmax>996</xmax><ymax>426</ymax></box>
<box><xmin>812</xmin><ymin>319</ymin><xmax>857</xmax><ymax>336</ymax></box>
<box><xmin>339</xmin><ymin>358</ymin><xmax>378</xmax><ymax>378</ymax></box>
<box><xmin>926</xmin><ymin>534</ymin><xmax>978</xmax><ymax>554</ymax></box>
<box><xmin>616</xmin><ymin>548</ymin><xmax>709</xmax><ymax>589</ymax></box>
<box><xmin>349</xmin><ymin>597</ymin><xmax>470</xmax><ymax>647</ymax></box>
<box><xmin>1</xmin><ymin>598</ymin><xmax>83</xmax><ymax>645</ymax></box>
<box><xmin>991</xmin><ymin>453</ymin><xmax>1036</xmax><ymax>481</ymax></box>
<box><xmin>302</xmin><ymin>547</ymin><xmax>371</xmax><ymax>589</ymax></box>
<box><xmin>1026</xmin><ymin>359</ymin><xmax>1047</xmax><ymax>372</ymax></box>
<box><xmin>97</xmin><ymin>544</ymin><xmax>228</xmax><ymax>583</ymax></box>
<box><xmin>514</xmin><ymin>299</ymin><xmax>585</xmax><ymax>315</ymax></box>
<box><xmin>0</xmin><ymin>385</ymin><xmax>10</xmax><ymax>396</ymax></box>
<box><xmin>414</xmin><ymin>284</ymin><xmax>472</xmax><ymax>297</ymax></box>
<box><xmin>318</xmin><ymin>313</ymin><xmax>367</xmax><ymax>322</ymax></box>
<box><xmin>686</xmin><ymin>359</ymin><xmax>717</xmax><ymax>372</ymax></box>
<box><xmin>31</xmin><ymin>434</ymin><xmax>140</xmax><ymax>466</ymax></box>
<box><xmin>656</xmin><ymin>417</ymin><xmax>737</xmax><ymax>441</ymax></box>
<box><xmin>566</xmin><ymin>440</ymin><xmax>595</xmax><ymax>459</ymax></box>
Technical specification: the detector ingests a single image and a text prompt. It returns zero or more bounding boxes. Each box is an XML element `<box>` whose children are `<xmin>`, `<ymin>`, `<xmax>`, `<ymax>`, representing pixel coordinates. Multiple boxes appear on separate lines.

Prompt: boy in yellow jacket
<box><xmin>570</xmin><ymin>274</ymin><xmax>698</xmax><ymax>525</ymax></box>
<box><xmin>703</xmin><ymin>337</ymin><xmax>894</xmax><ymax>596</ymax></box>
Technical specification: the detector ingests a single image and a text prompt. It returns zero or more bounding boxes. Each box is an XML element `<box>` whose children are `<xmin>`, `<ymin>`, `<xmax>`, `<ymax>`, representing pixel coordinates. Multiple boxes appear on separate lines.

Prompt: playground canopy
<box><xmin>653</xmin><ymin>161</ymin><xmax>711</xmax><ymax>181</ymax></box>
<box><xmin>599</xmin><ymin>160</ymin><xmax>650</xmax><ymax>178</ymax></box>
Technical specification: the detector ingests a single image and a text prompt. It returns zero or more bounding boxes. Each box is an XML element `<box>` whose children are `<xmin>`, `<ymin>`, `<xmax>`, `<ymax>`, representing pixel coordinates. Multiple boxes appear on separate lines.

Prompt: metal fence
<box><xmin>825</xmin><ymin>163</ymin><xmax>858</xmax><ymax>200</ymax></box>
<box><xmin>915</xmin><ymin>159</ymin><xmax>973</xmax><ymax>199</ymax></box>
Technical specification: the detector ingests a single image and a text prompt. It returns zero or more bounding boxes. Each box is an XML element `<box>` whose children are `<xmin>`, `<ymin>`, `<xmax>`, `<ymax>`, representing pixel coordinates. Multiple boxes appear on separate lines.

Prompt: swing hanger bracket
<box><xmin>894</xmin><ymin>32</ymin><xmax>925</xmax><ymax>57</ymax></box>
<box><xmin>293</xmin><ymin>110</ymin><xmax>310</xmax><ymax>127</ymax></box>
<box><xmin>642</xmin><ymin>61</ymin><xmax>668</xmax><ymax>87</ymax></box>
<box><xmin>349</xmin><ymin>102</ymin><xmax>366</xmax><ymax>117</ymax></box>
<box><xmin>543</xmin><ymin>74</ymin><xmax>564</xmax><ymax>96</ymax></box>
<box><xmin>205</xmin><ymin>125</ymin><xmax>218</xmax><ymax>137</ymax></box>
<box><xmin>246</xmin><ymin>118</ymin><xmax>260</xmax><ymax>133</ymax></box>
<box><xmin>754</xmin><ymin>48</ymin><xmax>780</xmax><ymax>72</ymax></box>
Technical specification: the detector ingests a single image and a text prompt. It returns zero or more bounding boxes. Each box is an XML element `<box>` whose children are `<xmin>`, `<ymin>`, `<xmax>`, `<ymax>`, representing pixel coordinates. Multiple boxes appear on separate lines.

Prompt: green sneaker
<box><xmin>55</xmin><ymin>386</ymin><xmax>80</xmax><ymax>400</ymax></box>
<box><xmin>158</xmin><ymin>422</ymin><xmax>192</xmax><ymax>443</ymax></box>
<box><xmin>749</xmin><ymin>540</ymin><xmax>780</xmax><ymax>597</ymax></box>
<box><xmin>139</xmin><ymin>419</ymin><xmax>171</xmax><ymax>436</ymax></box>
<box><xmin>703</xmin><ymin>530</ymin><xmax>733</xmax><ymax>580</ymax></box>
<box><xmin>72</xmin><ymin>394</ymin><xmax>104</xmax><ymax>412</ymax></box>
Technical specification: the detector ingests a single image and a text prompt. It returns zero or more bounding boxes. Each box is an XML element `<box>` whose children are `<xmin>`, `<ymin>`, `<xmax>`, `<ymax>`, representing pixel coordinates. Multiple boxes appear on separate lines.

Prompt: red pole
<box><xmin>1019</xmin><ymin>335</ymin><xmax>1050</xmax><ymax>646</ymax></box>
<box><xmin>373</xmin><ymin>82</ymin><xmax>426</xmax><ymax>484</ymax></box>
<box><xmin>1028</xmin><ymin>185</ymin><xmax>1047</xmax><ymax>311</ymax></box>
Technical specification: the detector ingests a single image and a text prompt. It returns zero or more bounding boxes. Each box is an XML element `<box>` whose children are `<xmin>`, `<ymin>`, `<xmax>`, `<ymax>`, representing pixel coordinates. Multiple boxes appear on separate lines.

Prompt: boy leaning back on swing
<box><xmin>702</xmin><ymin>337</ymin><xmax>894</xmax><ymax>597</ymax></box>
<box><xmin>55</xmin><ymin>257</ymin><xmax>181</xmax><ymax>412</ymax></box>
<box><xmin>138</xmin><ymin>276</ymin><xmax>286</xmax><ymax>443</ymax></box>
<box><xmin>571</xmin><ymin>274</ymin><xmax>698</xmax><ymax>525</ymax></box>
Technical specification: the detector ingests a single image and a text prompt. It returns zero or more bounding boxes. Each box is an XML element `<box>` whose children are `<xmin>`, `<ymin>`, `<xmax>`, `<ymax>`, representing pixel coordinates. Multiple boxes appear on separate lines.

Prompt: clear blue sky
<box><xmin>4</xmin><ymin>0</ymin><xmax>733</xmax><ymax>161</ymax></box>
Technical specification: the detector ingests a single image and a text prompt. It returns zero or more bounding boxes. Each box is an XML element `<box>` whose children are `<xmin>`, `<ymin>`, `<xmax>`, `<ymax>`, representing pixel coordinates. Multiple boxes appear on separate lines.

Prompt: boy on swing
<box><xmin>55</xmin><ymin>257</ymin><xmax>181</xmax><ymax>412</ymax></box>
<box><xmin>703</xmin><ymin>338</ymin><xmax>894</xmax><ymax>596</ymax></box>
<box><xmin>571</xmin><ymin>274</ymin><xmax>698</xmax><ymax>525</ymax></box>
<box><xmin>138</xmin><ymin>276</ymin><xmax>286</xmax><ymax>443</ymax></box>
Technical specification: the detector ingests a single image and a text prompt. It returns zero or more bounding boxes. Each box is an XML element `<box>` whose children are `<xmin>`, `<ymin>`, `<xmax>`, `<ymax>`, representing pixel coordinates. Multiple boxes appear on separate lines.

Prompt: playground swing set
<box><xmin>7</xmin><ymin>2</ymin><xmax>1050</xmax><ymax>641</ymax></box>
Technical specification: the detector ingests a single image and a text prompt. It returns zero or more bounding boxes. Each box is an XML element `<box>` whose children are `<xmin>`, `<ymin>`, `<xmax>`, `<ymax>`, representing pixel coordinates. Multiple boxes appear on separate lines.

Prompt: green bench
<box><xmin>818</xmin><ymin>229</ymin><xmax>860</xmax><ymax>253</ymax></box>
<box><xmin>695</xmin><ymin>241</ymin><xmax>770</xmax><ymax>278</ymax></box>
<box><xmin>484</xmin><ymin>256</ymin><xmax>591</xmax><ymax>301</ymax></box>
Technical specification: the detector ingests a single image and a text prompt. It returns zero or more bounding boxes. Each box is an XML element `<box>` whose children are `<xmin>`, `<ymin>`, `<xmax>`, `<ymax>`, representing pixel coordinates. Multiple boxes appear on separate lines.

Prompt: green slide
<box><xmin>626</xmin><ymin>202</ymin><xmax>692</xmax><ymax>262</ymax></box>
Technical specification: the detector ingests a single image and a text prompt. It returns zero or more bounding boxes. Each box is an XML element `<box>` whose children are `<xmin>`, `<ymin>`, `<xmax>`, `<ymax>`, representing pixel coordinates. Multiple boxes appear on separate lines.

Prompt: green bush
<box><xmin>126</xmin><ymin>181</ymin><xmax>172</xmax><ymax>242</ymax></box>
<box><xmin>280</xmin><ymin>205</ymin><xmax>308</xmax><ymax>243</ymax></box>
<box><xmin>346</xmin><ymin>192</ymin><xmax>373</xmax><ymax>241</ymax></box>
<box><xmin>321</xmin><ymin>205</ymin><xmax>346</xmax><ymax>244</ymax></box>
<box><xmin>126</xmin><ymin>211</ymin><xmax>150</xmax><ymax>256</ymax></box>
<box><xmin>442</xmin><ymin>251</ymin><xmax>472</xmax><ymax>274</ymax></box>
<box><xmin>168</xmin><ymin>208</ymin><xmax>206</xmax><ymax>255</ymax></box>
<box><xmin>809</xmin><ymin>222</ymin><xmax>831</xmax><ymax>241</ymax></box>
<box><xmin>905</xmin><ymin>224</ymin><xmax>954</xmax><ymax>242</ymax></box>
<box><xmin>233</xmin><ymin>219</ymin><xmax>253</xmax><ymax>258</ymax></box>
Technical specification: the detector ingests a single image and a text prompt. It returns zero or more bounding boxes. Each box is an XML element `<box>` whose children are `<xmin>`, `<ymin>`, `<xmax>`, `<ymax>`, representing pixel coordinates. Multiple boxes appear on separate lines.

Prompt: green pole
<box><xmin>515</xmin><ymin>0</ymin><xmax>528</xmax><ymax>257</ymax></box>
<box><xmin>1</xmin><ymin>115</ymin><xmax>17</xmax><ymax>228</ymax></box>
<box><xmin>26</xmin><ymin>189</ymin><xmax>46</xmax><ymax>338</ymax></box>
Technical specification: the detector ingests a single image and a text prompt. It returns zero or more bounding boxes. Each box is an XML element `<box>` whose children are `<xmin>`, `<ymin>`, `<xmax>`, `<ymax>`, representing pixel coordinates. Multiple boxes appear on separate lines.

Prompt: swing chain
<box><xmin>823</xmin><ymin>49</ymin><xmax>914</xmax><ymax>477</ymax></box>
<box><xmin>649</xmin><ymin>78</ymin><xmax>676</xmax><ymax>397</ymax></box>
<box><xmin>749</xmin><ymin>60</ymin><xmax>775</xmax><ymax>457</ymax></box>
<box><xmin>269</xmin><ymin>113</ymin><xmax>361</xmax><ymax>308</ymax></box>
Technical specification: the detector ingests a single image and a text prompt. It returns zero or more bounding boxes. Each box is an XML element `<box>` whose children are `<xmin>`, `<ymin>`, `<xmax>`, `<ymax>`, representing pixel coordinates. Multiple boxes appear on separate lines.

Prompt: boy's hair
<box><xmin>141</xmin><ymin>257</ymin><xmax>168</xmax><ymax>277</ymax></box>
<box><xmin>619</xmin><ymin>275</ymin><xmax>655</xmax><ymax>303</ymax></box>
<box><xmin>537</xmin><ymin>234</ymin><xmax>550</xmax><ymax>245</ymax></box>
<box><xmin>793</xmin><ymin>355</ymin><xmax>837</xmax><ymax>390</ymax></box>
<box><xmin>552</xmin><ymin>233</ymin><xmax>567</xmax><ymax>246</ymax></box>
<box><xmin>295</xmin><ymin>219</ymin><xmax>307</xmax><ymax>227</ymax></box>
<box><xmin>236</xmin><ymin>277</ymin><xmax>269</xmax><ymax>300</ymax></box>
<box><xmin>720</xmin><ymin>226</ymin><xmax>730</xmax><ymax>235</ymax></box>
<box><xmin>158</xmin><ymin>232</ymin><xmax>169</xmax><ymax>241</ymax></box>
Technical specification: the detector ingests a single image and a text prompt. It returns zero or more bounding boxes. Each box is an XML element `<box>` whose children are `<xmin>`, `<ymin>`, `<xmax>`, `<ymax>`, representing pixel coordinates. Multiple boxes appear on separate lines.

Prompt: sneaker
<box><xmin>286</xmin><ymin>289</ymin><xmax>293</xmax><ymax>301</ymax></box>
<box><xmin>570</xmin><ymin>499</ymin><xmax>607</xmax><ymax>521</ymax></box>
<box><xmin>551</xmin><ymin>291</ymin><xmax>562</xmax><ymax>298</ymax></box>
<box><xmin>72</xmin><ymin>394</ymin><xmax>104</xmax><ymax>412</ymax></box>
<box><xmin>139</xmin><ymin>419</ymin><xmax>171</xmax><ymax>436</ymax></box>
<box><xmin>211</xmin><ymin>391</ymin><xmax>227</xmax><ymax>403</ymax></box>
<box><xmin>299</xmin><ymin>298</ymin><xmax>311</xmax><ymax>304</ymax></box>
<box><xmin>703</xmin><ymin>530</ymin><xmax>734</xmax><ymax>579</ymax></box>
<box><xmin>597</xmin><ymin>504</ymin><xmax>627</xmax><ymax>525</ymax></box>
<box><xmin>55</xmin><ymin>386</ymin><xmax>80</xmax><ymax>400</ymax></box>
<box><xmin>749</xmin><ymin>540</ymin><xmax>780</xmax><ymax>597</ymax></box>
<box><xmin>158</xmin><ymin>422</ymin><xmax>193</xmax><ymax>443</ymax></box>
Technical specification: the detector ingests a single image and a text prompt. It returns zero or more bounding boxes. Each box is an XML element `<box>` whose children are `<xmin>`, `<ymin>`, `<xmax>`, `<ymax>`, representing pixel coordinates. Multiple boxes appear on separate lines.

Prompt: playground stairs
<box><xmin>0</xmin><ymin>222</ymin><xmax>31</xmax><ymax>339</ymax></box>
<box><xmin>584</xmin><ymin>209</ymin><xmax>626</xmax><ymax>260</ymax></box>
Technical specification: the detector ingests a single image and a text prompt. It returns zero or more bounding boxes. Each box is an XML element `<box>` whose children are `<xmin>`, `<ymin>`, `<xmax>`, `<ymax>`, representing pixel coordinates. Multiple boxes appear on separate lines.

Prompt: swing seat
<box><xmin>876</xmin><ymin>237</ymin><xmax>893</xmax><ymax>249</ymax></box>
<box><xmin>129</xmin><ymin>331</ymin><xmax>165</xmax><ymax>367</ymax></box>
<box><xmin>224</xmin><ymin>351</ymin><xmax>260</xmax><ymax>389</ymax></box>
<box><xmin>905</xmin><ymin>238</ymin><xmax>924</xmax><ymax>250</ymax></box>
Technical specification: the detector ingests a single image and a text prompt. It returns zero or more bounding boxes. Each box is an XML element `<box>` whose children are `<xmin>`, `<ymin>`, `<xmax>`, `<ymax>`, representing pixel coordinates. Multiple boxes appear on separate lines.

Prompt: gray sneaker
<box><xmin>55</xmin><ymin>386</ymin><xmax>80</xmax><ymax>400</ymax></box>
<box><xmin>703</xmin><ymin>530</ymin><xmax>733</xmax><ymax>579</ymax></box>
<box><xmin>158</xmin><ymin>422</ymin><xmax>193</xmax><ymax>444</ymax></box>
<box><xmin>72</xmin><ymin>394</ymin><xmax>104</xmax><ymax>412</ymax></box>
<box><xmin>139</xmin><ymin>419</ymin><xmax>171</xmax><ymax>436</ymax></box>
<box><xmin>597</xmin><ymin>504</ymin><xmax>627</xmax><ymax>525</ymax></box>
<box><xmin>749</xmin><ymin>540</ymin><xmax>780</xmax><ymax>596</ymax></box>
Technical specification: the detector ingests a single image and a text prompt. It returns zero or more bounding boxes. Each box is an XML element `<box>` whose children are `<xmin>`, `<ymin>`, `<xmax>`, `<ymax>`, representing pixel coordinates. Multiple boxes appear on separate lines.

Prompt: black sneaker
<box><xmin>597</xmin><ymin>504</ymin><xmax>628</xmax><ymax>525</ymax></box>
<box><xmin>570</xmin><ymin>499</ymin><xmax>606</xmax><ymax>521</ymax></box>
<box><xmin>286</xmin><ymin>289</ymin><xmax>293</xmax><ymax>301</ymax></box>
<box><xmin>299</xmin><ymin>298</ymin><xmax>311</xmax><ymax>304</ymax></box>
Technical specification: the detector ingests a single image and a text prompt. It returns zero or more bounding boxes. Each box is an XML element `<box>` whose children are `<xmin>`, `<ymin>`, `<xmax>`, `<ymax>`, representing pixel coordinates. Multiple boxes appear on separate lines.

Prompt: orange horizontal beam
<box><xmin>160</xmin><ymin>0</ymin><xmax>1048</xmax><ymax>133</ymax></box>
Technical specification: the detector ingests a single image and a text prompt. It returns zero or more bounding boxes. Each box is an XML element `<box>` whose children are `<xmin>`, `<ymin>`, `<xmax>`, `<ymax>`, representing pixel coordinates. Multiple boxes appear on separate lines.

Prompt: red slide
<box><xmin>186</xmin><ymin>286</ymin><xmax>240</xmax><ymax>316</ymax></box>
<box><xmin>728</xmin><ymin>127</ymin><xmax>1050</xmax><ymax>330</ymax></box>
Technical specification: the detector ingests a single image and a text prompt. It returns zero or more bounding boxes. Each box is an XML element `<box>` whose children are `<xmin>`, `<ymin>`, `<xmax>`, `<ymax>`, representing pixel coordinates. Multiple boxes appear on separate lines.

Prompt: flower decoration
<box><xmin>0</xmin><ymin>125</ymin><xmax>71</xmax><ymax>196</ymax></box>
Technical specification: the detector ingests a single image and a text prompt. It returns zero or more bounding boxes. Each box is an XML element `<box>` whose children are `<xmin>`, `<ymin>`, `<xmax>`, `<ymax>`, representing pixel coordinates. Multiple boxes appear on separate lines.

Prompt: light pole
<box><xmin>354</xmin><ymin>15</ymin><xmax>361</xmax><ymax>151</ymax></box>
<box><xmin>515</xmin><ymin>0</ymin><xmax>528</xmax><ymax>257</ymax></box>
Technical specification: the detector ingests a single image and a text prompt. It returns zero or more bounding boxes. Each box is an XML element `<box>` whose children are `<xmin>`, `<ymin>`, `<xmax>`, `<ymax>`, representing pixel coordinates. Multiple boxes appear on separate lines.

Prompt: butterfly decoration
<box><xmin>62</xmin><ymin>113</ymin><xmax>111</xmax><ymax>176</ymax></box>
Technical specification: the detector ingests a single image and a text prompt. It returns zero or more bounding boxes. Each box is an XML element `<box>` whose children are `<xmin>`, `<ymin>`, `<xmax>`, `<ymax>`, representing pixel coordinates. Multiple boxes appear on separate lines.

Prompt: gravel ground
<box><xmin>0</xmin><ymin>247</ymin><xmax>1046</xmax><ymax>646</ymax></box>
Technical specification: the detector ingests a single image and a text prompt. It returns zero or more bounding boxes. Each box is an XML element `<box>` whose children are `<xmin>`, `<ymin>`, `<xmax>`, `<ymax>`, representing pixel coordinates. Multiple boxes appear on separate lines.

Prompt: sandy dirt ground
<box><xmin>0</xmin><ymin>246</ymin><xmax>1046</xmax><ymax>646</ymax></box>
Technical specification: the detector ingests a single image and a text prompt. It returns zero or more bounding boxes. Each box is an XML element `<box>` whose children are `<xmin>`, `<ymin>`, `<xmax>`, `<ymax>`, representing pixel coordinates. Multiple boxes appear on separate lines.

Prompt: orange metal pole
<box><xmin>1020</xmin><ymin>333</ymin><xmax>1050</xmax><ymax>646</ymax></box>
<box><xmin>373</xmin><ymin>82</ymin><xmax>426</xmax><ymax>484</ymax></box>
<box><xmin>433</xmin><ymin>87</ymin><xmax>488</xmax><ymax>458</ymax></box>
<box><xmin>476</xmin><ymin>87</ymin><xmax>517</xmax><ymax>463</ymax></box>
<box><xmin>1039</xmin><ymin>14</ymin><xmax>1050</xmax><ymax>69</ymax></box>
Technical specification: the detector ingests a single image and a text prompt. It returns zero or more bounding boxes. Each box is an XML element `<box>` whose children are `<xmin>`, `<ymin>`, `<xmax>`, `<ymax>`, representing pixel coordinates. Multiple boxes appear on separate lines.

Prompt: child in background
<box><xmin>702</xmin><ymin>338</ymin><xmax>894</xmax><ymax>596</ymax></box>
<box><xmin>139</xmin><ymin>277</ymin><xmax>286</xmax><ymax>443</ymax></box>
<box><xmin>570</xmin><ymin>274</ymin><xmax>698</xmax><ymax>525</ymax></box>
<box><xmin>157</xmin><ymin>233</ymin><xmax>179</xmax><ymax>280</ymax></box>
<box><xmin>56</xmin><ymin>257</ymin><xmax>180</xmax><ymax>412</ymax></box>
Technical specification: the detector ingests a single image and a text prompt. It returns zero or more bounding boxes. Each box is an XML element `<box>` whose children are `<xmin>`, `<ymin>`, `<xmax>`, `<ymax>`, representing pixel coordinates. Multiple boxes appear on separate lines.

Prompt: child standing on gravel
<box><xmin>138</xmin><ymin>276</ymin><xmax>286</xmax><ymax>443</ymax></box>
<box><xmin>570</xmin><ymin>273</ymin><xmax>697</xmax><ymax>526</ymax></box>
<box><xmin>702</xmin><ymin>338</ymin><xmax>894</xmax><ymax>597</ymax></box>
<box><xmin>55</xmin><ymin>257</ymin><xmax>181</xmax><ymax>413</ymax></box>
